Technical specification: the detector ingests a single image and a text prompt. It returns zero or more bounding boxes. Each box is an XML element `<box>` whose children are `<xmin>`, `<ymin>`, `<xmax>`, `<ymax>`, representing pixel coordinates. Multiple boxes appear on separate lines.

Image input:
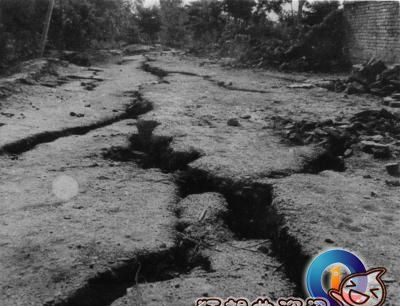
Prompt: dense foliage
<box><xmin>0</xmin><ymin>0</ymin><xmax>348</xmax><ymax>72</ymax></box>
<box><xmin>0</xmin><ymin>0</ymin><xmax>137</xmax><ymax>68</ymax></box>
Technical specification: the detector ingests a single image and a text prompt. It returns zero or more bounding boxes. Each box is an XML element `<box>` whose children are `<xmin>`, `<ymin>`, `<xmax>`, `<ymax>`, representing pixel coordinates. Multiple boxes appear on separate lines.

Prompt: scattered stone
<box><xmin>40</xmin><ymin>81</ymin><xmax>58</xmax><ymax>88</ymax></box>
<box><xmin>240</xmin><ymin>114</ymin><xmax>251</xmax><ymax>119</ymax></box>
<box><xmin>345</xmin><ymin>81</ymin><xmax>366</xmax><ymax>94</ymax></box>
<box><xmin>380</xmin><ymin>64</ymin><xmax>400</xmax><ymax>81</ymax></box>
<box><xmin>370</xmin><ymin>135</ymin><xmax>384</xmax><ymax>142</ymax></box>
<box><xmin>81</xmin><ymin>82</ymin><xmax>97</xmax><ymax>91</ymax></box>
<box><xmin>360</xmin><ymin>141</ymin><xmax>390</xmax><ymax>152</ymax></box>
<box><xmin>356</xmin><ymin>59</ymin><xmax>386</xmax><ymax>82</ymax></box>
<box><xmin>389</xmin><ymin>101</ymin><xmax>400</xmax><ymax>108</ymax></box>
<box><xmin>87</xmin><ymin>67</ymin><xmax>104</xmax><ymax>73</ymax></box>
<box><xmin>274</xmin><ymin>108</ymin><xmax>400</xmax><ymax>158</ymax></box>
<box><xmin>324</xmin><ymin>238</ymin><xmax>335</xmax><ymax>244</ymax></box>
<box><xmin>383</xmin><ymin>97</ymin><xmax>393</xmax><ymax>106</ymax></box>
<box><xmin>227</xmin><ymin>118</ymin><xmax>240</xmax><ymax>127</ymax></box>
<box><xmin>18</xmin><ymin>77</ymin><xmax>37</xmax><ymax>85</ymax></box>
<box><xmin>322</xmin><ymin>60</ymin><xmax>399</xmax><ymax>96</ymax></box>
<box><xmin>123</xmin><ymin>44</ymin><xmax>154</xmax><ymax>55</ymax></box>
<box><xmin>1</xmin><ymin>112</ymin><xmax>14</xmax><ymax>118</ymax></box>
<box><xmin>372</xmin><ymin>147</ymin><xmax>391</xmax><ymax>159</ymax></box>
<box><xmin>288</xmin><ymin>83</ymin><xmax>314</xmax><ymax>89</ymax></box>
<box><xmin>62</xmin><ymin>51</ymin><xmax>91</xmax><ymax>66</ymax></box>
<box><xmin>314</xmin><ymin>80</ymin><xmax>333</xmax><ymax>89</ymax></box>
<box><xmin>385</xmin><ymin>163</ymin><xmax>399</xmax><ymax>176</ymax></box>
<box><xmin>385</xmin><ymin>179</ymin><xmax>400</xmax><ymax>187</ymax></box>
<box><xmin>69</xmin><ymin>112</ymin><xmax>85</xmax><ymax>118</ymax></box>
<box><xmin>0</xmin><ymin>85</ymin><xmax>14</xmax><ymax>99</ymax></box>
<box><xmin>344</xmin><ymin>148</ymin><xmax>353</xmax><ymax>157</ymax></box>
<box><xmin>257</xmin><ymin>245</ymin><xmax>270</xmax><ymax>254</ymax></box>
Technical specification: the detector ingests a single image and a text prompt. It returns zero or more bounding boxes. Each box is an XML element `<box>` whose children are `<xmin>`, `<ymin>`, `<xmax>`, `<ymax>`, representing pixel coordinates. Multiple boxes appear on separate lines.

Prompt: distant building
<box><xmin>344</xmin><ymin>1</ymin><xmax>400</xmax><ymax>64</ymax></box>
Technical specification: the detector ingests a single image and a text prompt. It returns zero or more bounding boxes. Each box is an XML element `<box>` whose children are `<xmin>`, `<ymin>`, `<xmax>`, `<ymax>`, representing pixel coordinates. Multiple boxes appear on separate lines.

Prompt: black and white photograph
<box><xmin>0</xmin><ymin>0</ymin><xmax>399</xmax><ymax>305</ymax></box>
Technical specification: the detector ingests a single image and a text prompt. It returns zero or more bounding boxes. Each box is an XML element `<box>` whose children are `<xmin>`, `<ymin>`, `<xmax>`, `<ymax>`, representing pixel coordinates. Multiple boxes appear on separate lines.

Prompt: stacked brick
<box><xmin>344</xmin><ymin>1</ymin><xmax>400</xmax><ymax>64</ymax></box>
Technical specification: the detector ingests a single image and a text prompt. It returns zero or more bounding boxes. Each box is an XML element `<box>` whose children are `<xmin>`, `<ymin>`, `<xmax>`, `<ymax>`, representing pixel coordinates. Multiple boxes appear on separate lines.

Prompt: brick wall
<box><xmin>343</xmin><ymin>1</ymin><xmax>400</xmax><ymax>64</ymax></box>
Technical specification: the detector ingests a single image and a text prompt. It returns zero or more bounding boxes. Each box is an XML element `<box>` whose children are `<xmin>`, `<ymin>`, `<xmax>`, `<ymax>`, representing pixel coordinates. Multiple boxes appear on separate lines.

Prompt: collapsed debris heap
<box><xmin>323</xmin><ymin>59</ymin><xmax>400</xmax><ymax>99</ymax></box>
<box><xmin>273</xmin><ymin>109</ymin><xmax>400</xmax><ymax>159</ymax></box>
<box><xmin>348</xmin><ymin>59</ymin><xmax>400</xmax><ymax>96</ymax></box>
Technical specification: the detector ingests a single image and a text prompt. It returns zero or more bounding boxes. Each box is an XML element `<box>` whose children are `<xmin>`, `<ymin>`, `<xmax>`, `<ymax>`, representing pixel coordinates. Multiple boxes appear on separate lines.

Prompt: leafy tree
<box><xmin>255</xmin><ymin>0</ymin><xmax>286</xmax><ymax>18</ymax></box>
<box><xmin>136</xmin><ymin>5</ymin><xmax>161</xmax><ymax>42</ymax></box>
<box><xmin>250</xmin><ymin>0</ymin><xmax>289</xmax><ymax>40</ymax></box>
<box><xmin>222</xmin><ymin>0</ymin><xmax>255</xmax><ymax>22</ymax></box>
<box><xmin>159</xmin><ymin>0</ymin><xmax>187</xmax><ymax>47</ymax></box>
<box><xmin>302</xmin><ymin>0</ymin><xmax>340</xmax><ymax>26</ymax></box>
<box><xmin>48</xmin><ymin>0</ymin><xmax>137</xmax><ymax>49</ymax></box>
<box><xmin>186</xmin><ymin>0</ymin><xmax>224</xmax><ymax>42</ymax></box>
<box><xmin>0</xmin><ymin>0</ymin><xmax>140</xmax><ymax>69</ymax></box>
<box><xmin>0</xmin><ymin>0</ymin><xmax>46</xmax><ymax>59</ymax></box>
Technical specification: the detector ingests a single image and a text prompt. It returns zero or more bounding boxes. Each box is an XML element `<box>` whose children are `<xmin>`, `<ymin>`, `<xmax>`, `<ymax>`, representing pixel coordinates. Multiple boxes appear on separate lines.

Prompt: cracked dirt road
<box><xmin>0</xmin><ymin>51</ymin><xmax>398</xmax><ymax>306</ymax></box>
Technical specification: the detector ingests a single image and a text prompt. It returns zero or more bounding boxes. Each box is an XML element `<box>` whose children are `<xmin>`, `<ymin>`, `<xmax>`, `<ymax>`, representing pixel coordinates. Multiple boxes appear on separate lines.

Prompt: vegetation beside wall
<box><xmin>0</xmin><ymin>0</ymin><xmax>349</xmax><ymax>72</ymax></box>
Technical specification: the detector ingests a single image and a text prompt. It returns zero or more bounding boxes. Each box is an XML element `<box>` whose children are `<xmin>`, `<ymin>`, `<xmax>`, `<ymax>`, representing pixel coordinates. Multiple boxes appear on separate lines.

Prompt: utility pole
<box><xmin>40</xmin><ymin>0</ymin><xmax>55</xmax><ymax>57</ymax></box>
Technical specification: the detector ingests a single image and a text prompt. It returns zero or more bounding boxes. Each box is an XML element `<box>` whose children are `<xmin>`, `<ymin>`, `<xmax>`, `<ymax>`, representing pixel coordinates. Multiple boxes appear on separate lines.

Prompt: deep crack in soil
<box><xmin>47</xmin><ymin>246</ymin><xmax>210</xmax><ymax>306</ymax></box>
<box><xmin>103</xmin><ymin>117</ymin><xmax>349</xmax><ymax>302</ymax></box>
<box><xmin>142</xmin><ymin>58</ymin><xmax>271</xmax><ymax>94</ymax></box>
<box><xmin>5</xmin><ymin>53</ymin><xmax>392</xmax><ymax>306</ymax></box>
<box><xmin>0</xmin><ymin>91</ymin><xmax>151</xmax><ymax>155</ymax></box>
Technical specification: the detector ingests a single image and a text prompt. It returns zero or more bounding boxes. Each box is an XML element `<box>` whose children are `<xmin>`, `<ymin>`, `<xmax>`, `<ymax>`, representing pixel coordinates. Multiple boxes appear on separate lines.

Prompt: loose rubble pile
<box><xmin>0</xmin><ymin>82</ymin><xmax>15</xmax><ymax>99</ymax></box>
<box><xmin>60</xmin><ymin>49</ymin><xmax>123</xmax><ymax>67</ymax></box>
<box><xmin>0</xmin><ymin>59</ymin><xmax>63</xmax><ymax>99</ymax></box>
<box><xmin>273</xmin><ymin>108</ymin><xmax>400</xmax><ymax>159</ymax></box>
<box><xmin>321</xmin><ymin>59</ymin><xmax>400</xmax><ymax>100</ymax></box>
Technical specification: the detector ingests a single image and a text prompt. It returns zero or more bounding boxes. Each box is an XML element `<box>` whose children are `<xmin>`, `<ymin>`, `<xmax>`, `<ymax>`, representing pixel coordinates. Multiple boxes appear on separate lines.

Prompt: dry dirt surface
<box><xmin>0</xmin><ymin>50</ymin><xmax>398</xmax><ymax>306</ymax></box>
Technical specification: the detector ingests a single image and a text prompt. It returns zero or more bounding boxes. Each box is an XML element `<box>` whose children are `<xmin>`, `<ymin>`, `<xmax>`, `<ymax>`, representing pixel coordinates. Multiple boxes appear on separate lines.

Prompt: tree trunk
<box><xmin>0</xmin><ymin>0</ymin><xmax>3</xmax><ymax>29</ymax></box>
<box><xmin>297</xmin><ymin>0</ymin><xmax>306</xmax><ymax>23</ymax></box>
<box><xmin>40</xmin><ymin>0</ymin><xmax>55</xmax><ymax>57</ymax></box>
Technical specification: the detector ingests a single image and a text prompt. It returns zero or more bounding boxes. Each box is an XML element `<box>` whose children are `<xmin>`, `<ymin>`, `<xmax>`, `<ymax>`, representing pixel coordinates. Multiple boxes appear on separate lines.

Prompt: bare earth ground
<box><xmin>0</xmin><ymin>51</ymin><xmax>398</xmax><ymax>306</ymax></box>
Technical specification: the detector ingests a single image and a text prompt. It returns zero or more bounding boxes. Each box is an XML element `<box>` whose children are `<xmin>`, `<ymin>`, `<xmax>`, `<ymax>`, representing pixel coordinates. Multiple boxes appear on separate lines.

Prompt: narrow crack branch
<box><xmin>0</xmin><ymin>91</ymin><xmax>152</xmax><ymax>155</ymax></box>
<box><xmin>142</xmin><ymin>58</ymin><xmax>271</xmax><ymax>94</ymax></box>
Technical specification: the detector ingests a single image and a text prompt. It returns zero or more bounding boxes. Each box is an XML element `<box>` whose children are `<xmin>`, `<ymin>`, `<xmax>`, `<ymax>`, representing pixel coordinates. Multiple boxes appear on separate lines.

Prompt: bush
<box><xmin>231</xmin><ymin>0</ymin><xmax>349</xmax><ymax>72</ymax></box>
<box><xmin>283</xmin><ymin>9</ymin><xmax>350</xmax><ymax>71</ymax></box>
<box><xmin>222</xmin><ymin>0</ymin><xmax>255</xmax><ymax>22</ymax></box>
<box><xmin>185</xmin><ymin>0</ymin><xmax>224</xmax><ymax>52</ymax></box>
<box><xmin>302</xmin><ymin>0</ymin><xmax>340</xmax><ymax>26</ymax></box>
<box><xmin>0</xmin><ymin>0</ymin><xmax>350</xmax><ymax>73</ymax></box>
<box><xmin>159</xmin><ymin>0</ymin><xmax>188</xmax><ymax>47</ymax></box>
<box><xmin>0</xmin><ymin>0</ymin><xmax>138</xmax><ymax>71</ymax></box>
<box><xmin>136</xmin><ymin>5</ymin><xmax>162</xmax><ymax>43</ymax></box>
